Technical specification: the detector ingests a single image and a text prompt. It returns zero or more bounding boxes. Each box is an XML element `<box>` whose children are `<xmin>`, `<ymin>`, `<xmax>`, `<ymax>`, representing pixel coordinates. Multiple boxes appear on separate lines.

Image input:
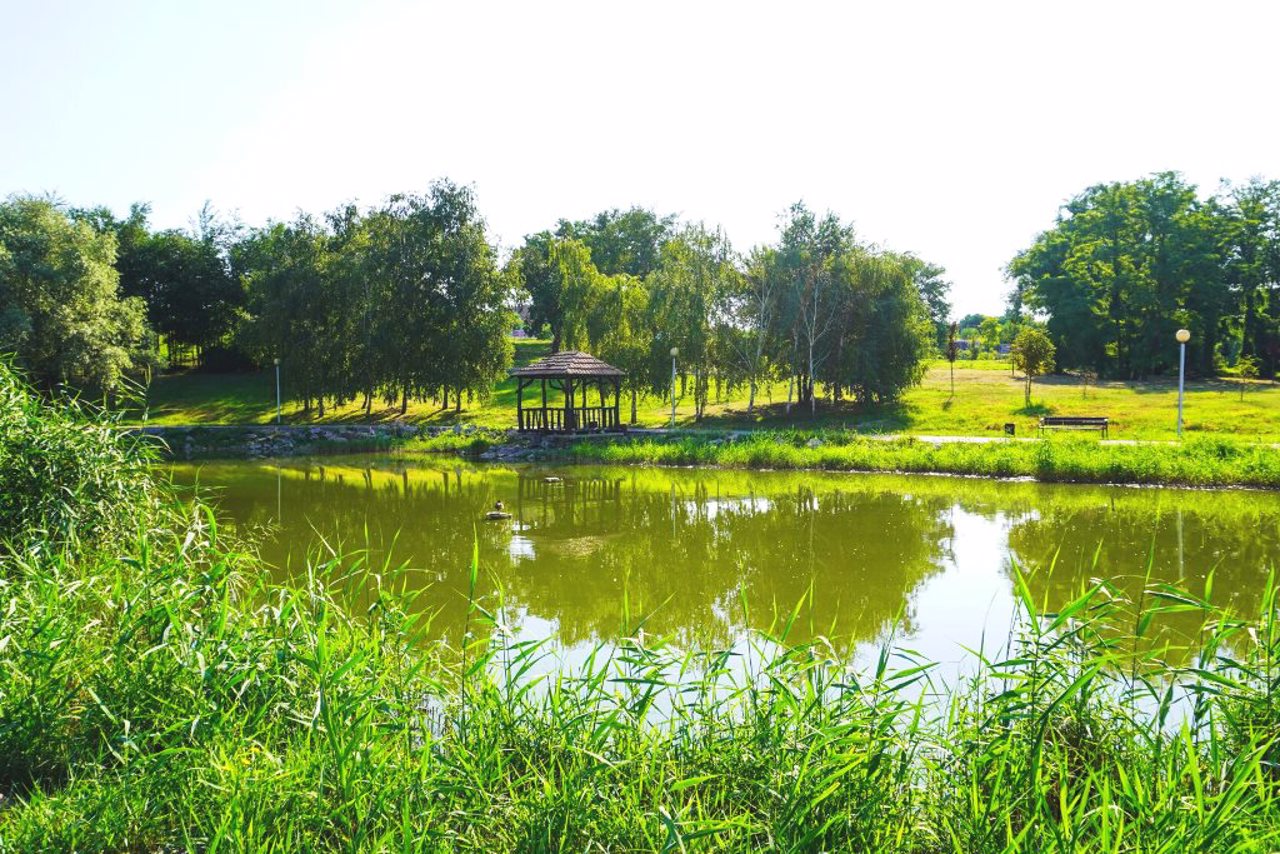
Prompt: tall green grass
<box><xmin>0</xmin><ymin>360</ymin><xmax>156</xmax><ymax>550</ymax></box>
<box><xmin>7</xmin><ymin>362</ymin><xmax>1280</xmax><ymax>850</ymax></box>
<box><xmin>567</xmin><ymin>430</ymin><xmax>1280</xmax><ymax>489</ymax></box>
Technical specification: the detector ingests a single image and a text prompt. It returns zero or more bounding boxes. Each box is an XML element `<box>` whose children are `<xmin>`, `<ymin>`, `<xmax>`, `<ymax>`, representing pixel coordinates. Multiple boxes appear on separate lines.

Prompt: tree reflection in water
<box><xmin>171</xmin><ymin>458</ymin><xmax>1280</xmax><ymax>661</ymax></box>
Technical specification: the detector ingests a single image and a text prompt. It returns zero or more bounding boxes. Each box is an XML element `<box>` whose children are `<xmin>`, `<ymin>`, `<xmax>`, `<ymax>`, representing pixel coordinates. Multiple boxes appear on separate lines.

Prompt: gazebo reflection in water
<box><xmin>515</xmin><ymin>472</ymin><xmax>625</xmax><ymax>536</ymax></box>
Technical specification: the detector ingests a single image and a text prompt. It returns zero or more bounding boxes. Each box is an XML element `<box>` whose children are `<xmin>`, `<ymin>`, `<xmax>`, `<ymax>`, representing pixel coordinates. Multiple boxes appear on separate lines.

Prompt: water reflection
<box><xmin>170</xmin><ymin>457</ymin><xmax>1280</xmax><ymax>659</ymax></box>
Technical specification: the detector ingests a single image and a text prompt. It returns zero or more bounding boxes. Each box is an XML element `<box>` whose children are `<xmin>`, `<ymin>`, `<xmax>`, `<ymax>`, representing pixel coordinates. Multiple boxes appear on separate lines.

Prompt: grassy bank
<box><xmin>10</xmin><ymin>364</ymin><xmax>1280</xmax><ymax>850</ymax></box>
<box><xmin>563</xmin><ymin>431</ymin><xmax>1280</xmax><ymax>489</ymax></box>
<box><xmin>139</xmin><ymin>339</ymin><xmax>1280</xmax><ymax>441</ymax></box>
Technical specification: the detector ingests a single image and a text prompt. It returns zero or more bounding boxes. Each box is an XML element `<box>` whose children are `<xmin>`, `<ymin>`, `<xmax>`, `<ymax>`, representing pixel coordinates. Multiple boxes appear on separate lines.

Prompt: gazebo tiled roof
<box><xmin>510</xmin><ymin>350</ymin><xmax>625</xmax><ymax>378</ymax></box>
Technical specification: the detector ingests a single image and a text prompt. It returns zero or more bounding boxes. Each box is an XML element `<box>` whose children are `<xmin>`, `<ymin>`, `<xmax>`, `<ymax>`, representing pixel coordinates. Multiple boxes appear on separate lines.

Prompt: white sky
<box><xmin>3</xmin><ymin>0</ymin><xmax>1278</xmax><ymax>315</ymax></box>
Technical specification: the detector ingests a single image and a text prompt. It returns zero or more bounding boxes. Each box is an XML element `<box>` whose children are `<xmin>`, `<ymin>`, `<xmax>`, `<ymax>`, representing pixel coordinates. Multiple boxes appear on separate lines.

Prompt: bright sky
<box><xmin>4</xmin><ymin>0</ymin><xmax>1278</xmax><ymax>315</ymax></box>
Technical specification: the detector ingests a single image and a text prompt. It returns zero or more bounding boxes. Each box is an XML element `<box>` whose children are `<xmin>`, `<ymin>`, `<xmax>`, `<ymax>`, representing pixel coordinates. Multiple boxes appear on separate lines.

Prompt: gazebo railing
<box><xmin>519</xmin><ymin>406</ymin><xmax>620</xmax><ymax>432</ymax></box>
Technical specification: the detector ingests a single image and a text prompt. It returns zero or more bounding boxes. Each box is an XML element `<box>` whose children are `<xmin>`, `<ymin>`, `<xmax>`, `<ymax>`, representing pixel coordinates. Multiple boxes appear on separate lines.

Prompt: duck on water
<box><xmin>485</xmin><ymin>500</ymin><xmax>511</xmax><ymax>521</ymax></box>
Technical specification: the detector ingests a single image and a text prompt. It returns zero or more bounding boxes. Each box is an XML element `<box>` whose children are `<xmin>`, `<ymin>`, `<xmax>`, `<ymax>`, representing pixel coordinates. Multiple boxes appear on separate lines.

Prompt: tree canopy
<box><xmin>0</xmin><ymin>196</ymin><xmax>151</xmax><ymax>392</ymax></box>
<box><xmin>1008</xmin><ymin>172</ymin><xmax>1280</xmax><ymax>378</ymax></box>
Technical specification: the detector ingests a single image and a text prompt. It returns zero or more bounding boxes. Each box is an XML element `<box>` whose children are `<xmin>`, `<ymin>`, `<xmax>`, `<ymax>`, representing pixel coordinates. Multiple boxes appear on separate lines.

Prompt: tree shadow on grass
<box><xmin>1014</xmin><ymin>403</ymin><xmax>1053</xmax><ymax>417</ymax></box>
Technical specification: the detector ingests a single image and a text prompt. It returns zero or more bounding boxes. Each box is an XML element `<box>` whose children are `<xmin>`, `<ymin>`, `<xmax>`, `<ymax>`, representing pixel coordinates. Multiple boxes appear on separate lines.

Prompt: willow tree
<box><xmin>824</xmin><ymin>250</ymin><xmax>934</xmax><ymax>404</ymax></box>
<box><xmin>647</xmin><ymin>224</ymin><xmax>738</xmax><ymax>420</ymax></box>
<box><xmin>719</xmin><ymin>246</ymin><xmax>780</xmax><ymax>415</ymax></box>
<box><xmin>769</xmin><ymin>203</ymin><xmax>857</xmax><ymax>414</ymax></box>
<box><xmin>588</xmin><ymin>273</ymin><xmax>651</xmax><ymax>422</ymax></box>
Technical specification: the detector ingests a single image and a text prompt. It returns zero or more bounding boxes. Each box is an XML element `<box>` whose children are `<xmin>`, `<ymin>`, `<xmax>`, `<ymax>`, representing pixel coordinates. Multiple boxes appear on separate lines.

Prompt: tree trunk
<box><xmin>808</xmin><ymin>342</ymin><xmax>817</xmax><ymax>415</ymax></box>
<box><xmin>401</xmin><ymin>387</ymin><xmax>408</xmax><ymax>416</ymax></box>
<box><xmin>631</xmin><ymin>388</ymin><xmax>637</xmax><ymax>424</ymax></box>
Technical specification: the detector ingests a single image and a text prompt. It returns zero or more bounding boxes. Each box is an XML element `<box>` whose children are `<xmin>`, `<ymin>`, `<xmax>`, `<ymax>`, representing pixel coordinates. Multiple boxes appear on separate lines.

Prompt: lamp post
<box><xmin>273</xmin><ymin>358</ymin><xmax>282</xmax><ymax>425</ymax></box>
<box><xmin>1175</xmin><ymin>329</ymin><xmax>1190</xmax><ymax>437</ymax></box>
<box><xmin>669</xmin><ymin>347</ymin><xmax>679</xmax><ymax>428</ymax></box>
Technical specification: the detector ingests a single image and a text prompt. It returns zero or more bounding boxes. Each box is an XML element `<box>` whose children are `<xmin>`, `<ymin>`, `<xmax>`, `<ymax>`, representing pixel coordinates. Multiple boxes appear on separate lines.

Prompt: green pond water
<box><xmin>170</xmin><ymin>455</ymin><xmax>1279</xmax><ymax>663</ymax></box>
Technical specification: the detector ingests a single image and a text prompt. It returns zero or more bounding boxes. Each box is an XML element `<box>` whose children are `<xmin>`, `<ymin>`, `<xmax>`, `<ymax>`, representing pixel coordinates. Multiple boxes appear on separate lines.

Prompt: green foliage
<box><xmin>568</xmin><ymin>431</ymin><xmax>1280</xmax><ymax>489</ymax></box>
<box><xmin>1009</xmin><ymin>172</ymin><xmax>1280</xmax><ymax>379</ymax></box>
<box><xmin>0</xmin><ymin>361</ymin><xmax>155</xmax><ymax>552</ymax></box>
<box><xmin>235</xmin><ymin>182</ymin><xmax>513</xmax><ymax>416</ymax></box>
<box><xmin>648</xmin><ymin>224</ymin><xmax>739</xmax><ymax>419</ymax></box>
<box><xmin>0</xmin><ymin>196</ymin><xmax>153</xmax><ymax>391</ymax></box>
<box><xmin>79</xmin><ymin>201</ymin><xmax>245</xmax><ymax>364</ymax></box>
<box><xmin>1237</xmin><ymin>354</ymin><xmax>1260</xmax><ymax>400</ymax></box>
<box><xmin>1012</xmin><ymin>326</ymin><xmax>1056</xmax><ymax>405</ymax></box>
<box><xmin>509</xmin><ymin>202</ymin><xmax>944</xmax><ymax>423</ymax></box>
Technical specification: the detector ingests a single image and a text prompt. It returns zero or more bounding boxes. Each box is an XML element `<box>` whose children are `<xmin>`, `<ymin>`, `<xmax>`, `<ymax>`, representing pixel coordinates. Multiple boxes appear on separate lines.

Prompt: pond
<box><xmin>170</xmin><ymin>455</ymin><xmax>1279</xmax><ymax>667</ymax></box>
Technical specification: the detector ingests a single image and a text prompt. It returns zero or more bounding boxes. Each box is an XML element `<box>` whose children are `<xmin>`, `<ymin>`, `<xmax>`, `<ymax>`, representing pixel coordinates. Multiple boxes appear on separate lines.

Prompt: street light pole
<box><xmin>1175</xmin><ymin>329</ymin><xmax>1190</xmax><ymax>437</ymax></box>
<box><xmin>273</xmin><ymin>358</ymin><xmax>282</xmax><ymax>425</ymax></box>
<box><xmin>669</xmin><ymin>347</ymin><xmax>679</xmax><ymax>428</ymax></box>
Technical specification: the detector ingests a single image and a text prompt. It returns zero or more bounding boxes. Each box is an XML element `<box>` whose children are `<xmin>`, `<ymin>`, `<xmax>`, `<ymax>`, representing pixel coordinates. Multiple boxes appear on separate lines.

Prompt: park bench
<box><xmin>1039</xmin><ymin>416</ymin><xmax>1109</xmax><ymax>438</ymax></box>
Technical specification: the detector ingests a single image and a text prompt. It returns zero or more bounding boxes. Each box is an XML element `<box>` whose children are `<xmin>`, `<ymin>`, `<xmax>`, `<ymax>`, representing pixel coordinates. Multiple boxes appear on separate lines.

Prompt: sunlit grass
<box><xmin>568</xmin><ymin>431</ymin><xmax>1280</xmax><ymax>488</ymax></box>
<box><xmin>138</xmin><ymin>342</ymin><xmax>1280</xmax><ymax>441</ymax></box>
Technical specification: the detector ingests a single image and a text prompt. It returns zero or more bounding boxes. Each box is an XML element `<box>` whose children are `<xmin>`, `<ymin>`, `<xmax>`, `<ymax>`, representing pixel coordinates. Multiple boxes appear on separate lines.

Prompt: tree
<box><xmin>76</xmin><ymin>202</ymin><xmax>245</xmax><ymax>368</ymax></box>
<box><xmin>1011</xmin><ymin>327</ymin><xmax>1055</xmax><ymax>406</ymax></box>
<box><xmin>904</xmin><ymin>256</ymin><xmax>952</xmax><ymax>350</ymax></box>
<box><xmin>1008</xmin><ymin>172</ymin><xmax>1225</xmax><ymax>379</ymax></box>
<box><xmin>561</xmin><ymin>207</ymin><xmax>675</xmax><ymax>279</ymax></box>
<box><xmin>826</xmin><ymin>251</ymin><xmax>933</xmax><ymax>404</ymax></box>
<box><xmin>978</xmin><ymin>316</ymin><xmax>1002</xmax><ymax>359</ymax></box>
<box><xmin>945</xmin><ymin>321</ymin><xmax>959</xmax><ymax>396</ymax></box>
<box><xmin>0</xmin><ymin>196</ymin><xmax>153</xmax><ymax>392</ymax></box>
<box><xmin>588</xmin><ymin>273</ymin><xmax>652</xmax><ymax>423</ymax></box>
<box><xmin>770</xmin><ymin>203</ymin><xmax>855</xmax><ymax>414</ymax></box>
<box><xmin>1221</xmin><ymin>179</ymin><xmax>1280</xmax><ymax>376</ymax></box>
<box><xmin>236</xmin><ymin>215</ymin><xmax>344</xmax><ymax>415</ymax></box>
<box><xmin>720</xmin><ymin>247</ymin><xmax>780</xmax><ymax>415</ymax></box>
<box><xmin>368</xmin><ymin>182</ymin><xmax>512</xmax><ymax>413</ymax></box>
<box><xmin>1237</xmin><ymin>354</ymin><xmax>1260</xmax><ymax>401</ymax></box>
<box><xmin>647</xmin><ymin>224</ymin><xmax>738</xmax><ymax>420</ymax></box>
<box><xmin>1079</xmin><ymin>367</ymin><xmax>1097</xmax><ymax>398</ymax></box>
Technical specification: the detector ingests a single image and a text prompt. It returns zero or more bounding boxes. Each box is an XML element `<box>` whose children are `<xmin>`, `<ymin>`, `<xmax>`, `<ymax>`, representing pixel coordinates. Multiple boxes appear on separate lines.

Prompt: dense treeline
<box><xmin>0</xmin><ymin>184</ymin><xmax>948</xmax><ymax>418</ymax></box>
<box><xmin>232</xmin><ymin>184</ymin><xmax>512</xmax><ymax>415</ymax></box>
<box><xmin>1008</xmin><ymin>172</ymin><xmax>1280</xmax><ymax>378</ymax></box>
<box><xmin>513</xmin><ymin>203</ymin><xmax>944</xmax><ymax>419</ymax></box>
<box><xmin>0</xmin><ymin>197</ymin><xmax>153</xmax><ymax>391</ymax></box>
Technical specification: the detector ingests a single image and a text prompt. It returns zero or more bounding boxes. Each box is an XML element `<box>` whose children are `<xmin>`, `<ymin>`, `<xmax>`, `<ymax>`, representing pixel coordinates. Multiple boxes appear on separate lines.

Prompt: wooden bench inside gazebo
<box><xmin>510</xmin><ymin>351</ymin><xmax>626</xmax><ymax>432</ymax></box>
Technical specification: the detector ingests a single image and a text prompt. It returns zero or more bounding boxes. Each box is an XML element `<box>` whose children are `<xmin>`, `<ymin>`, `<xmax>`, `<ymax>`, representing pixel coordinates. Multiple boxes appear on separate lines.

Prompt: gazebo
<box><xmin>510</xmin><ymin>350</ymin><xmax>625</xmax><ymax>432</ymax></box>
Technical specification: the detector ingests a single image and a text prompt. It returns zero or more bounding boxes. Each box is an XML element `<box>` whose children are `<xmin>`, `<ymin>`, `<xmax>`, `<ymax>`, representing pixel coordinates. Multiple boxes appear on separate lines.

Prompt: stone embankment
<box><xmin>134</xmin><ymin>423</ymin><xmax>652</xmax><ymax>460</ymax></box>
<box><xmin>138</xmin><ymin>423</ymin><xmax>429</xmax><ymax>459</ymax></box>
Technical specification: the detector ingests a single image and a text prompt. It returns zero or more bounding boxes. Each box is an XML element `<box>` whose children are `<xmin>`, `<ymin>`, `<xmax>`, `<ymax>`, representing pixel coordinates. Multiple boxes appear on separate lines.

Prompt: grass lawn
<box><xmin>137</xmin><ymin>339</ymin><xmax>1280</xmax><ymax>441</ymax></box>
